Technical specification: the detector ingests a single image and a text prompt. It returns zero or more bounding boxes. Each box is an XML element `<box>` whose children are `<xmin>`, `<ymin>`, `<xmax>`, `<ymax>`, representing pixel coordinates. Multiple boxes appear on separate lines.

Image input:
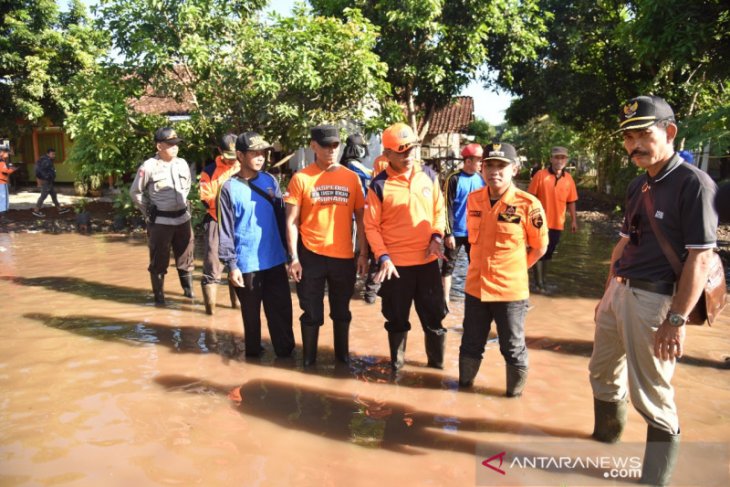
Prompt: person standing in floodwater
<box><xmin>528</xmin><ymin>146</ymin><xmax>578</xmax><ymax>294</ymax></box>
<box><xmin>199</xmin><ymin>134</ymin><xmax>240</xmax><ymax>315</ymax></box>
<box><xmin>589</xmin><ymin>95</ymin><xmax>718</xmax><ymax>486</ymax></box>
<box><xmin>218</xmin><ymin>131</ymin><xmax>294</xmax><ymax>358</ymax></box>
<box><xmin>285</xmin><ymin>125</ymin><xmax>368</xmax><ymax>366</ymax></box>
<box><xmin>129</xmin><ymin>127</ymin><xmax>195</xmax><ymax>304</ymax></box>
<box><xmin>458</xmin><ymin>143</ymin><xmax>547</xmax><ymax>397</ymax></box>
<box><xmin>364</xmin><ymin>122</ymin><xmax>448</xmax><ymax>371</ymax></box>
<box><xmin>441</xmin><ymin>143</ymin><xmax>485</xmax><ymax>302</ymax></box>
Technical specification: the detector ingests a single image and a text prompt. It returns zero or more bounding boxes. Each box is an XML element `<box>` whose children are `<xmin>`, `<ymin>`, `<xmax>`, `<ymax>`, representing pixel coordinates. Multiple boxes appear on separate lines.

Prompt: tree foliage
<box><xmin>0</xmin><ymin>0</ymin><xmax>106</xmax><ymax>137</ymax></box>
<box><xmin>63</xmin><ymin>0</ymin><xmax>397</xmax><ymax>181</ymax></box>
<box><xmin>503</xmin><ymin>0</ymin><xmax>730</xmax><ymax>192</ymax></box>
<box><xmin>310</xmin><ymin>0</ymin><xmax>547</xmax><ymax>136</ymax></box>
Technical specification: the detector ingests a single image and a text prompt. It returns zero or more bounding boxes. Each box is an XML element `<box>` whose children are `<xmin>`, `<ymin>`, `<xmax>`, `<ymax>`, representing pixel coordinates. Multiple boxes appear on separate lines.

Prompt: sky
<box><xmin>60</xmin><ymin>0</ymin><xmax>512</xmax><ymax>126</ymax></box>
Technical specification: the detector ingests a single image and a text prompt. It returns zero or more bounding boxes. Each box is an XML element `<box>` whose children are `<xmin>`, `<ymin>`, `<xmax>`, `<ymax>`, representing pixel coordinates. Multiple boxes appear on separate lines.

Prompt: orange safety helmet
<box><xmin>461</xmin><ymin>143</ymin><xmax>483</xmax><ymax>159</ymax></box>
<box><xmin>382</xmin><ymin>123</ymin><xmax>419</xmax><ymax>153</ymax></box>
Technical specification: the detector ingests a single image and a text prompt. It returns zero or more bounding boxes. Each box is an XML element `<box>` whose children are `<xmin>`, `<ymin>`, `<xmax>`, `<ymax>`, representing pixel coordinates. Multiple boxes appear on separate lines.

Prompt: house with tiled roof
<box><xmin>416</xmin><ymin>96</ymin><xmax>475</xmax><ymax>170</ymax></box>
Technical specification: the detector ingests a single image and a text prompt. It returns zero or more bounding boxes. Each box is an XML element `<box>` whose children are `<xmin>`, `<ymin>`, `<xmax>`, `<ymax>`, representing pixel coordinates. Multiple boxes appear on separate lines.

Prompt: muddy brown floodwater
<box><xmin>0</xmin><ymin>224</ymin><xmax>728</xmax><ymax>486</ymax></box>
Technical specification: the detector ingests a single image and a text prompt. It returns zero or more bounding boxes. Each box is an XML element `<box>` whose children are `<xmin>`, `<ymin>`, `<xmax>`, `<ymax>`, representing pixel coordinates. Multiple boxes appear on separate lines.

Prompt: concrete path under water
<box><xmin>0</xmin><ymin>225</ymin><xmax>728</xmax><ymax>486</ymax></box>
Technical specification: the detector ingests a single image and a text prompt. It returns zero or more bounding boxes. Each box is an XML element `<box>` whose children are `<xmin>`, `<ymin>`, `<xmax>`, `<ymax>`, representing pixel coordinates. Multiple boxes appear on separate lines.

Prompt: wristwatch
<box><xmin>666</xmin><ymin>312</ymin><xmax>687</xmax><ymax>327</ymax></box>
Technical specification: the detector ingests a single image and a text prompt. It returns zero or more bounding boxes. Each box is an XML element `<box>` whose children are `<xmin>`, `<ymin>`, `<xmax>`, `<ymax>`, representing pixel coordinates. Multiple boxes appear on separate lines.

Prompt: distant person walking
<box><xmin>129</xmin><ymin>127</ymin><xmax>195</xmax><ymax>304</ymax></box>
<box><xmin>527</xmin><ymin>146</ymin><xmax>578</xmax><ymax>293</ymax></box>
<box><xmin>32</xmin><ymin>148</ymin><xmax>69</xmax><ymax>217</ymax></box>
<box><xmin>0</xmin><ymin>147</ymin><xmax>17</xmax><ymax>219</ymax></box>
<box><xmin>199</xmin><ymin>134</ymin><xmax>240</xmax><ymax>314</ymax></box>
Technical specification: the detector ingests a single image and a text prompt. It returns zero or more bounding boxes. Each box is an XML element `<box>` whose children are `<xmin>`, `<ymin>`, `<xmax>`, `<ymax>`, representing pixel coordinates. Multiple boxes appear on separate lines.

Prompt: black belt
<box><xmin>156</xmin><ymin>208</ymin><xmax>187</xmax><ymax>218</ymax></box>
<box><xmin>615</xmin><ymin>276</ymin><xmax>675</xmax><ymax>296</ymax></box>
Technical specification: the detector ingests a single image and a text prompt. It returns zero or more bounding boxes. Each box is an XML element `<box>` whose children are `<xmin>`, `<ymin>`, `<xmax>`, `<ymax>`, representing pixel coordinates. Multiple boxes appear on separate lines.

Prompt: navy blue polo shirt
<box><xmin>614</xmin><ymin>153</ymin><xmax>718</xmax><ymax>282</ymax></box>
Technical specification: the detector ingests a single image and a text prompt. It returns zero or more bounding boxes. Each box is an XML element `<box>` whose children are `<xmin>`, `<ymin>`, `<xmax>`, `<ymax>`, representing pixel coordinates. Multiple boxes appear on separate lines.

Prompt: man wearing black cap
<box><xmin>285</xmin><ymin>124</ymin><xmax>368</xmax><ymax>366</ymax></box>
<box><xmin>218</xmin><ymin>132</ymin><xmax>294</xmax><ymax>358</ymax></box>
<box><xmin>199</xmin><ymin>134</ymin><xmax>241</xmax><ymax>314</ymax></box>
<box><xmin>130</xmin><ymin>127</ymin><xmax>195</xmax><ymax>304</ymax></box>
<box><xmin>458</xmin><ymin>143</ymin><xmax>547</xmax><ymax>396</ymax></box>
<box><xmin>589</xmin><ymin>96</ymin><xmax>718</xmax><ymax>486</ymax></box>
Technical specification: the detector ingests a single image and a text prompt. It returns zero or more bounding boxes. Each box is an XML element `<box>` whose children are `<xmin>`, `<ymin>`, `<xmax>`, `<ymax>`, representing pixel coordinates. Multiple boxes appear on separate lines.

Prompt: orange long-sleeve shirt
<box><xmin>465</xmin><ymin>185</ymin><xmax>548</xmax><ymax>301</ymax></box>
<box><xmin>364</xmin><ymin>163</ymin><xmax>445</xmax><ymax>266</ymax></box>
<box><xmin>200</xmin><ymin>156</ymin><xmax>239</xmax><ymax>221</ymax></box>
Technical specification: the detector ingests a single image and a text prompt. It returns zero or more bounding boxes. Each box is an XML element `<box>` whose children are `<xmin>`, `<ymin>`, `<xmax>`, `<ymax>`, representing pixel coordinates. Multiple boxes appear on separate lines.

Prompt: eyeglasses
<box><xmin>629</xmin><ymin>213</ymin><xmax>641</xmax><ymax>246</ymax></box>
<box><xmin>392</xmin><ymin>142</ymin><xmax>416</xmax><ymax>153</ymax></box>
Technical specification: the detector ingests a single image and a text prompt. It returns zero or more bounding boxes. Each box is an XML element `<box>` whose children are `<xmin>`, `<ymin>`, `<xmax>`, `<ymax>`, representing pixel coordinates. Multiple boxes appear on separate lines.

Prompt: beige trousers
<box><xmin>589</xmin><ymin>278</ymin><xmax>679</xmax><ymax>434</ymax></box>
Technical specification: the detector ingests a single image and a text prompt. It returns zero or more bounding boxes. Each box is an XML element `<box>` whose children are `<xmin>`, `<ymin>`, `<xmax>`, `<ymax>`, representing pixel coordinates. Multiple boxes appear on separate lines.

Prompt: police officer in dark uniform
<box><xmin>589</xmin><ymin>96</ymin><xmax>718</xmax><ymax>486</ymax></box>
<box><xmin>130</xmin><ymin>127</ymin><xmax>195</xmax><ymax>304</ymax></box>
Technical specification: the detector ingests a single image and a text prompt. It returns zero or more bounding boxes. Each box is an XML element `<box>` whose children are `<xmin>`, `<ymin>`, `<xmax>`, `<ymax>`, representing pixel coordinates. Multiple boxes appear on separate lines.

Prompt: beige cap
<box><xmin>551</xmin><ymin>146</ymin><xmax>569</xmax><ymax>156</ymax></box>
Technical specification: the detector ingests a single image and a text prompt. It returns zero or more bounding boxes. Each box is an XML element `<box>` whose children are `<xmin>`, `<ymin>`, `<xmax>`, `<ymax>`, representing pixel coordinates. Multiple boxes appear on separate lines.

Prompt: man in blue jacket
<box><xmin>218</xmin><ymin>131</ymin><xmax>294</xmax><ymax>358</ymax></box>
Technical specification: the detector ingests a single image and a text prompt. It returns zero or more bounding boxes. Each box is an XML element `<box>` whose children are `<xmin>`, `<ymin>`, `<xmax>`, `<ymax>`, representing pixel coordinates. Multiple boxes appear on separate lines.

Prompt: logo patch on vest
<box><xmin>655</xmin><ymin>210</ymin><xmax>664</xmax><ymax>219</ymax></box>
<box><xmin>529</xmin><ymin>208</ymin><xmax>543</xmax><ymax>228</ymax></box>
<box><xmin>469</xmin><ymin>210</ymin><xmax>482</xmax><ymax>217</ymax></box>
<box><xmin>498</xmin><ymin>206</ymin><xmax>520</xmax><ymax>224</ymax></box>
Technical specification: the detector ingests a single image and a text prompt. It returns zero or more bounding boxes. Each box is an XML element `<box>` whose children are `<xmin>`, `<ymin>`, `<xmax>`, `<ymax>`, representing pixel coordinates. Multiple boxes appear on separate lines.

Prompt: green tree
<box><xmin>310</xmin><ymin>0</ymin><xmax>547</xmax><ymax>137</ymax></box>
<box><xmin>0</xmin><ymin>0</ymin><xmax>106</xmax><ymax>137</ymax></box>
<box><xmin>466</xmin><ymin>118</ymin><xmax>496</xmax><ymax>145</ymax></box>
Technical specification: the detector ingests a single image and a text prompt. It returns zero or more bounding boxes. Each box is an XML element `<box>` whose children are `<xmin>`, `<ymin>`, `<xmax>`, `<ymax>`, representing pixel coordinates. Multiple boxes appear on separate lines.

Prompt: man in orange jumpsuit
<box><xmin>199</xmin><ymin>134</ymin><xmax>240</xmax><ymax>314</ymax></box>
<box><xmin>527</xmin><ymin>146</ymin><xmax>578</xmax><ymax>292</ymax></box>
<box><xmin>459</xmin><ymin>143</ymin><xmax>548</xmax><ymax>396</ymax></box>
<box><xmin>364</xmin><ymin>123</ymin><xmax>448</xmax><ymax>370</ymax></box>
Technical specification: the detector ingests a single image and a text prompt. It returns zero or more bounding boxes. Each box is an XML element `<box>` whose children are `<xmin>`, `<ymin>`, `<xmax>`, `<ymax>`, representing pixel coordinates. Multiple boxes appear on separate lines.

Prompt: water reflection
<box><xmin>154</xmin><ymin>375</ymin><xmax>585</xmax><ymax>452</ymax></box>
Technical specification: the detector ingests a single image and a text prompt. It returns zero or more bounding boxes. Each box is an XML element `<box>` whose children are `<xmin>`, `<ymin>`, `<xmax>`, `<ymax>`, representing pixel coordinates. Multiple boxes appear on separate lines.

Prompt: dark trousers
<box><xmin>201</xmin><ymin>218</ymin><xmax>224</xmax><ymax>285</ymax></box>
<box><xmin>296</xmin><ymin>243</ymin><xmax>356</xmax><ymax>327</ymax></box>
<box><xmin>378</xmin><ymin>260</ymin><xmax>447</xmax><ymax>335</ymax></box>
<box><xmin>235</xmin><ymin>264</ymin><xmax>294</xmax><ymax>357</ymax></box>
<box><xmin>36</xmin><ymin>180</ymin><xmax>60</xmax><ymax>208</ymax></box>
<box><xmin>147</xmin><ymin>220</ymin><xmax>194</xmax><ymax>275</ymax></box>
<box><xmin>540</xmin><ymin>229</ymin><xmax>562</xmax><ymax>260</ymax></box>
<box><xmin>441</xmin><ymin>236</ymin><xmax>471</xmax><ymax>276</ymax></box>
<box><xmin>460</xmin><ymin>294</ymin><xmax>529</xmax><ymax>367</ymax></box>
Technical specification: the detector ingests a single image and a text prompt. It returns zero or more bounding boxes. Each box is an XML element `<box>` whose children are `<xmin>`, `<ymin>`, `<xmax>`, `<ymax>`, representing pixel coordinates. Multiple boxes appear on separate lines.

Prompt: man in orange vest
<box><xmin>459</xmin><ymin>143</ymin><xmax>548</xmax><ymax>396</ymax></box>
<box><xmin>527</xmin><ymin>146</ymin><xmax>578</xmax><ymax>293</ymax></box>
<box><xmin>364</xmin><ymin>122</ymin><xmax>448</xmax><ymax>370</ymax></box>
<box><xmin>199</xmin><ymin>134</ymin><xmax>240</xmax><ymax>314</ymax></box>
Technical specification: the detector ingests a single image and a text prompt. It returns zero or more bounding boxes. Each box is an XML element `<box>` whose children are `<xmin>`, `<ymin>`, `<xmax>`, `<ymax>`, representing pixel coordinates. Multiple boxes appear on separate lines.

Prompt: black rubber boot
<box><xmin>505</xmin><ymin>364</ymin><xmax>528</xmax><ymax>397</ymax></box>
<box><xmin>150</xmin><ymin>272</ymin><xmax>165</xmax><ymax>304</ymax></box>
<box><xmin>532</xmin><ymin>261</ymin><xmax>545</xmax><ymax>292</ymax></box>
<box><xmin>424</xmin><ymin>332</ymin><xmax>445</xmax><ymax>369</ymax></box>
<box><xmin>229</xmin><ymin>283</ymin><xmax>239</xmax><ymax>309</ymax></box>
<box><xmin>388</xmin><ymin>332</ymin><xmax>408</xmax><ymax>370</ymax></box>
<box><xmin>177</xmin><ymin>270</ymin><xmax>194</xmax><ymax>298</ymax></box>
<box><xmin>333</xmin><ymin>321</ymin><xmax>350</xmax><ymax>363</ymax></box>
<box><xmin>201</xmin><ymin>283</ymin><xmax>217</xmax><ymax>315</ymax></box>
<box><xmin>301</xmin><ymin>325</ymin><xmax>319</xmax><ymax>367</ymax></box>
<box><xmin>640</xmin><ymin>425</ymin><xmax>680</xmax><ymax>486</ymax></box>
<box><xmin>591</xmin><ymin>398</ymin><xmax>628</xmax><ymax>443</ymax></box>
<box><xmin>458</xmin><ymin>356</ymin><xmax>482</xmax><ymax>388</ymax></box>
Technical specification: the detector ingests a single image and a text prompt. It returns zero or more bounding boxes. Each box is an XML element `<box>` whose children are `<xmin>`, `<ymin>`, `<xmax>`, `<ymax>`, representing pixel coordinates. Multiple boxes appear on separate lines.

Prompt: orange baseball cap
<box><xmin>382</xmin><ymin>123</ymin><xmax>418</xmax><ymax>153</ymax></box>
